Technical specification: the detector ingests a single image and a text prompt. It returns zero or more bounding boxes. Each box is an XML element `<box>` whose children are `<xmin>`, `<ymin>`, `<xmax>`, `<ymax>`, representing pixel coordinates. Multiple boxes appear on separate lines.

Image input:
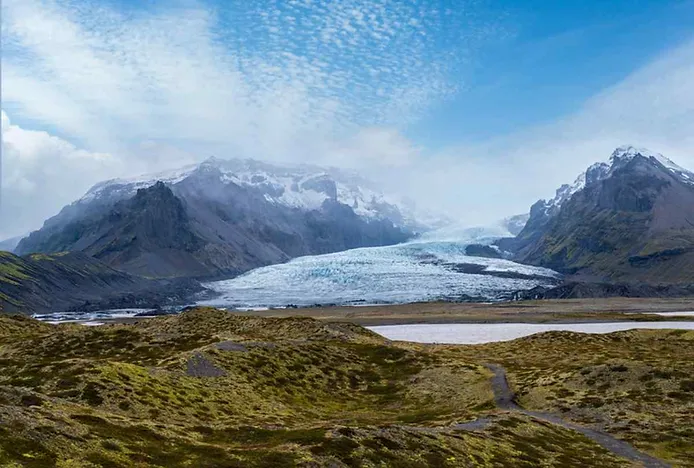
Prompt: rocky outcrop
<box><xmin>464</xmin><ymin>244</ymin><xmax>502</xmax><ymax>259</ymax></box>
<box><xmin>513</xmin><ymin>281</ymin><xmax>694</xmax><ymax>300</ymax></box>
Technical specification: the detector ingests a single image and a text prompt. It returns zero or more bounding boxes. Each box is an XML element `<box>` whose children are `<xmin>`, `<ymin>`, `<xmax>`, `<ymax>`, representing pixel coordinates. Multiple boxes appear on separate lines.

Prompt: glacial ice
<box><xmin>199</xmin><ymin>234</ymin><xmax>559</xmax><ymax>309</ymax></box>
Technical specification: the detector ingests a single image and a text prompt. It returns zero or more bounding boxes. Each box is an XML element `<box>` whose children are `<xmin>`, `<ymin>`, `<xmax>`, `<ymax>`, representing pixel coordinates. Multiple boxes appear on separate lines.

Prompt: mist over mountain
<box><xmin>503</xmin><ymin>146</ymin><xmax>694</xmax><ymax>284</ymax></box>
<box><xmin>0</xmin><ymin>236</ymin><xmax>23</xmax><ymax>254</ymax></box>
<box><xmin>16</xmin><ymin>157</ymin><xmax>445</xmax><ymax>278</ymax></box>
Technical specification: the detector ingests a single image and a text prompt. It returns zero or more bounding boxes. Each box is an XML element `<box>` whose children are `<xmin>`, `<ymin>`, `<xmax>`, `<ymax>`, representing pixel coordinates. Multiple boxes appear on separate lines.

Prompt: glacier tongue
<box><xmin>199</xmin><ymin>238</ymin><xmax>559</xmax><ymax>309</ymax></box>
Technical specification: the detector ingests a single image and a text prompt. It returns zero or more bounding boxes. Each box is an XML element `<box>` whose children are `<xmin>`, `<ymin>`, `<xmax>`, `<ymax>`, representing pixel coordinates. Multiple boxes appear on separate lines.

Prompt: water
<box><xmin>653</xmin><ymin>311</ymin><xmax>694</xmax><ymax>317</ymax></box>
<box><xmin>33</xmin><ymin>309</ymin><xmax>156</xmax><ymax>324</ymax></box>
<box><xmin>199</xmin><ymin>238</ymin><xmax>559</xmax><ymax>309</ymax></box>
<box><xmin>368</xmin><ymin>322</ymin><xmax>694</xmax><ymax>344</ymax></box>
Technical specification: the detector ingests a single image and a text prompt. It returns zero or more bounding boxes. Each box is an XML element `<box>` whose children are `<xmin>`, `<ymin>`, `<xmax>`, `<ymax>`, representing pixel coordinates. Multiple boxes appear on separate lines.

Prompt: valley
<box><xmin>3</xmin><ymin>148</ymin><xmax>694</xmax><ymax>467</ymax></box>
<box><xmin>8</xmin><ymin>146</ymin><xmax>694</xmax><ymax>318</ymax></box>
<box><xmin>4</xmin><ymin>2</ymin><xmax>694</xmax><ymax>465</ymax></box>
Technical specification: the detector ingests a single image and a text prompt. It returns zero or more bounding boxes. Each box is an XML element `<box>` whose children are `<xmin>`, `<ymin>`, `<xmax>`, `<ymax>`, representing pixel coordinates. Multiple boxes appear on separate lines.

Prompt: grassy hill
<box><xmin>1</xmin><ymin>308</ymin><xmax>692</xmax><ymax>466</ymax></box>
<box><xmin>0</xmin><ymin>251</ymin><xmax>201</xmax><ymax>315</ymax></box>
<box><xmin>0</xmin><ymin>251</ymin><xmax>138</xmax><ymax>314</ymax></box>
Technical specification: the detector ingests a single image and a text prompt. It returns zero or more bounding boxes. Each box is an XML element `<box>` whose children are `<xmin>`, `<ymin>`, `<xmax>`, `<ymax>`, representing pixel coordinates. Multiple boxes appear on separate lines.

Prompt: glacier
<box><xmin>199</xmin><ymin>227</ymin><xmax>560</xmax><ymax>309</ymax></box>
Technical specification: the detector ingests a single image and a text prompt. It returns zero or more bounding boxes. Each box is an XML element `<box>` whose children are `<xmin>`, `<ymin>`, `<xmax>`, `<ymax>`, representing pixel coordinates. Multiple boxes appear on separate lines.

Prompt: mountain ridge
<box><xmin>505</xmin><ymin>145</ymin><xmax>694</xmax><ymax>284</ymax></box>
<box><xmin>16</xmin><ymin>158</ymin><xmax>424</xmax><ymax>278</ymax></box>
<box><xmin>0</xmin><ymin>250</ymin><xmax>202</xmax><ymax>314</ymax></box>
<box><xmin>78</xmin><ymin>156</ymin><xmax>449</xmax><ymax>232</ymax></box>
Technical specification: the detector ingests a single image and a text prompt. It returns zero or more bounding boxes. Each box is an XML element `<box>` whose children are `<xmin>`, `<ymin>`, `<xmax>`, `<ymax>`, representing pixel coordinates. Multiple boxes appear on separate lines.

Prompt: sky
<box><xmin>1</xmin><ymin>0</ymin><xmax>694</xmax><ymax>239</ymax></box>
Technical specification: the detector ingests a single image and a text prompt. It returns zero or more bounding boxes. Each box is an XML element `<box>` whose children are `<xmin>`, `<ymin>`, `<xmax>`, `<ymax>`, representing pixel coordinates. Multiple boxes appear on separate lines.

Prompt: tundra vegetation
<box><xmin>0</xmin><ymin>308</ymin><xmax>691</xmax><ymax>467</ymax></box>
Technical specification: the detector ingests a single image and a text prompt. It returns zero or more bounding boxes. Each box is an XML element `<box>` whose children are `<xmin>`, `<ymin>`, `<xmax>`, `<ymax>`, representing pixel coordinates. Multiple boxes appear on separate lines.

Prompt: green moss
<box><xmin>0</xmin><ymin>427</ymin><xmax>57</xmax><ymax>468</ymax></box>
<box><xmin>0</xmin><ymin>311</ymin><xmax>689</xmax><ymax>467</ymax></box>
<box><xmin>27</xmin><ymin>253</ymin><xmax>57</xmax><ymax>262</ymax></box>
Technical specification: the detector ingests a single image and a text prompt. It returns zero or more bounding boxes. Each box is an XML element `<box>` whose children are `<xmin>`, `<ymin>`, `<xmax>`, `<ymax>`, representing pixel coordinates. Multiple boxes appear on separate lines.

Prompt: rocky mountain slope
<box><xmin>506</xmin><ymin>146</ymin><xmax>694</xmax><ymax>283</ymax></box>
<box><xmin>2</xmin><ymin>309</ymin><xmax>690</xmax><ymax>466</ymax></box>
<box><xmin>502</xmin><ymin>213</ymin><xmax>530</xmax><ymax>236</ymax></box>
<box><xmin>16</xmin><ymin>158</ymin><xmax>429</xmax><ymax>278</ymax></box>
<box><xmin>0</xmin><ymin>251</ymin><xmax>201</xmax><ymax>314</ymax></box>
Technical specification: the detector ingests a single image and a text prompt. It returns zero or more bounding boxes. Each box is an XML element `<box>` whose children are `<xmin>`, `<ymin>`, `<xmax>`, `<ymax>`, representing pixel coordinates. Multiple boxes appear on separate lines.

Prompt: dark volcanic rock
<box><xmin>0</xmin><ymin>251</ymin><xmax>204</xmax><ymax>315</ymax></box>
<box><xmin>465</xmin><ymin>244</ymin><xmax>502</xmax><ymax>259</ymax></box>
<box><xmin>17</xmin><ymin>182</ymin><xmax>212</xmax><ymax>278</ymax></box>
<box><xmin>133</xmin><ymin>309</ymin><xmax>177</xmax><ymax>317</ymax></box>
<box><xmin>301</xmin><ymin>175</ymin><xmax>338</xmax><ymax>200</ymax></box>
<box><xmin>513</xmin><ymin>282</ymin><xmax>694</xmax><ymax>300</ymax></box>
<box><xmin>215</xmin><ymin>341</ymin><xmax>249</xmax><ymax>352</ymax></box>
<box><xmin>446</xmin><ymin>263</ymin><xmax>560</xmax><ymax>282</ymax></box>
<box><xmin>64</xmin><ymin>277</ymin><xmax>203</xmax><ymax>313</ymax></box>
<box><xmin>185</xmin><ymin>353</ymin><xmax>226</xmax><ymax>378</ymax></box>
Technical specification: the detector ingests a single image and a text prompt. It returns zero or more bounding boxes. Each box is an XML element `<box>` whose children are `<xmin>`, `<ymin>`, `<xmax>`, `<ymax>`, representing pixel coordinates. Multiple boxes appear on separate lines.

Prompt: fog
<box><xmin>1</xmin><ymin>0</ymin><xmax>694</xmax><ymax>240</ymax></box>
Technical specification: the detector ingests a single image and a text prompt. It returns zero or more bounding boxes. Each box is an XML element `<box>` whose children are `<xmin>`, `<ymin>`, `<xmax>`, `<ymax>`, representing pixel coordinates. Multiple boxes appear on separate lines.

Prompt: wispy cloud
<box><xmin>0</xmin><ymin>0</ymin><xmax>508</xmax><ymax>239</ymax></box>
<box><xmin>0</xmin><ymin>0</ymin><xmax>502</xmax><ymax>237</ymax></box>
<box><xmin>391</xmin><ymin>37</ymin><xmax>694</xmax><ymax>225</ymax></box>
<box><xmin>1</xmin><ymin>0</ymin><xmax>494</xmax><ymax>153</ymax></box>
<box><xmin>1</xmin><ymin>0</ymin><xmax>692</xmax><ymax>239</ymax></box>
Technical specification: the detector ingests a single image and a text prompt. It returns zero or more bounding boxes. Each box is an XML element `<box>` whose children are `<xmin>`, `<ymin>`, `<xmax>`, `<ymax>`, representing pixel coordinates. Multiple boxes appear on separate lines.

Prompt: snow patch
<box><xmin>611</xmin><ymin>145</ymin><xmax>694</xmax><ymax>184</ymax></box>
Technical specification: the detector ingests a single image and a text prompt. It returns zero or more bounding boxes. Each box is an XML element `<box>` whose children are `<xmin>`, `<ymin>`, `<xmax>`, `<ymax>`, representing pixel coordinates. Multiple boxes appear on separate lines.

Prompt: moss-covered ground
<box><xmin>0</xmin><ymin>309</ymin><xmax>690</xmax><ymax>467</ymax></box>
<box><xmin>442</xmin><ymin>329</ymin><xmax>694</xmax><ymax>466</ymax></box>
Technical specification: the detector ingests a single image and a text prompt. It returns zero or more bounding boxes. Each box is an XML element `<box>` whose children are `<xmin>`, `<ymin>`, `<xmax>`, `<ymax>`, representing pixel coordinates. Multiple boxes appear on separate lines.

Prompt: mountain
<box><xmin>77</xmin><ymin>157</ymin><xmax>445</xmax><ymax>232</ymax></box>
<box><xmin>0</xmin><ymin>236</ymin><xmax>24</xmax><ymax>253</ymax></box>
<box><xmin>0</xmin><ymin>251</ymin><xmax>201</xmax><ymax>314</ymax></box>
<box><xmin>16</xmin><ymin>158</ymin><xmax>434</xmax><ymax>278</ymax></box>
<box><xmin>502</xmin><ymin>214</ymin><xmax>530</xmax><ymax>236</ymax></box>
<box><xmin>508</xmin><ymin>146</ymin><xmax>694</xmax><ymax>283</ymax></box>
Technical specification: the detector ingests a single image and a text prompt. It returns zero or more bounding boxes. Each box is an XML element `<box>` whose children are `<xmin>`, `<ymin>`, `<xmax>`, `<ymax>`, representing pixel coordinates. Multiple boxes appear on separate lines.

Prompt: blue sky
<box><xmin>414</xmin><ymin>0</ymin><xmax>694</xmax><ymax>146</ymax></box>
<box><xmin>1</xmin><ymin>0</ymin><xmax>694</xmax><ymax>237</ymax></box>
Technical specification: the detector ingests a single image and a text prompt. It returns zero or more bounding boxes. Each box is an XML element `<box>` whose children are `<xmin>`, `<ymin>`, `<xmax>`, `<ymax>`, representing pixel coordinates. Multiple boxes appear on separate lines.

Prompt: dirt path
<box><xmin>484</xmin><ymin>364</ymin><xmax>670</xmax><ymax>467</ymax></box>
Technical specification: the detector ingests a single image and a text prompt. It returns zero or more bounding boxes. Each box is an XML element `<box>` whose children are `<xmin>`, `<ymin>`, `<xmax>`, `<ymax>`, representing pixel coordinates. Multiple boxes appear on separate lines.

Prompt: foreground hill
<box><xmin>0</xmin><ymin>251</ymin><xmax>201</xmax><ymax>314</ymax></box>
<box><xmin>0</xmin><ymin>309</ymin><xmax>691</xmax><ymax>466</ymax></box>
<box><xmin>504</xmin><ymin>146</ymin><xmax>694</xmax><ymax>284</ymax></box>
<box><xmin>16</xmin><ymin>158</ymin><xmax>437</xmax><ymax>278</ymax></box>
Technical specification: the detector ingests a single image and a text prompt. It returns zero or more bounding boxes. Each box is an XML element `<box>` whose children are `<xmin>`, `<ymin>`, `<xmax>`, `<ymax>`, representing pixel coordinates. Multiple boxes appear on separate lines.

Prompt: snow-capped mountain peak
<box><xmin>79</xmin><ymin>157</ymin><xmax>448</xmax><ymax>232</ymax></box>
<box><xmin>610</xmin><ymin>145</ymin><xmax>694</xmax><ymax>184</ymax></box>
<box><xmin>610</xmin><ymin>144</ymin><xmax>663</xmax><ymax>163</ymax></box>
<box><xmin>534</xmin><ymin>146</ymin><xmax>693</xmax><ymax>219</ymax></box>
